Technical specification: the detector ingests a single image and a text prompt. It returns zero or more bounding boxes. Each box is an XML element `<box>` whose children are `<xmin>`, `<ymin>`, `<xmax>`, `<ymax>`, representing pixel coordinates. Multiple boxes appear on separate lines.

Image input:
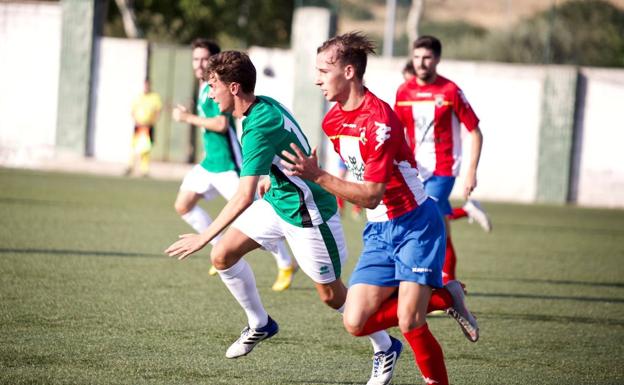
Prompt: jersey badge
<box><xmin>358</xmin><ymin>127</ymin><xmax>368</xmax><ymax>144</ymax></box>
<box><xmin>434</xmin><ymin>94</ymin><xmax>445</xmax><ymax>107</ymax></box>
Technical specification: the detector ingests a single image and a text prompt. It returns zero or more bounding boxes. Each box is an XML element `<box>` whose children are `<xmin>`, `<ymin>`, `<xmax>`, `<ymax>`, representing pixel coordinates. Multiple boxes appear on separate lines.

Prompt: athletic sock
<box><xmin>403</xmin><ymin>323</ymin><xmax>448</xmax><ymax>385</ymax></box>
<box><xmin>428</xmin><ymin>288</ymin><xmax>453</xmax><ymax>311</ymax></box>
<box><xmin>354</xmin><ymin>289</ymin><xmax>453</xmax><ymax>336</ymax></box>
<box><xmin>368</xmin><ymin>330</ymin><xmax>392</xmax><ymax>353</ymax></box>
<box><xmin>271</xmin><ymin>240</ymin><xmax>293</xmax><ymax>269</ymax></box>
<box><xmin>442</xmin><ymin>237</ymin><xmax>457</xmax><ymax>284</ymax></box>
<box><xmin>447</xmin><ymin>207</ymin><xmax>467</xmax><ymax>220</ymax></box>
<box><xmin>217</xmin><ymin>259</ymin><xmax>268</xmax><ymax>329</ymax></box>
<box><xmin>181</xmin><ymin>206</ymin><xmax>220</xmax><ymax>245</ymax></box>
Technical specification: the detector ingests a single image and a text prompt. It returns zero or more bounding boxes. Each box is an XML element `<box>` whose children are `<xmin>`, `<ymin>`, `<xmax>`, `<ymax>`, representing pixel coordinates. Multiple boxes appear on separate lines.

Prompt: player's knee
<box><xmin>209</xmin><ymin>244</ymin><xmax>228</xmax><ymax>270</ymax></box>
<box><xmin>174</xmin><ymin>200</ymin><xmax>191</xmax><ymax>216</ymax></box>
<box><xmin>317</xmin><ymin>289</ymin><xmax>343</xmax><ymax>309</ymax></box>
<box><xmin>343</xmin><ymin>317</ymin><xmax>367</xmax><ymax>336</ymax></box>
<box><xmin>397</xmin><ymin>312</ymin><xmax>426</xmax><ymax>333</ymax></box>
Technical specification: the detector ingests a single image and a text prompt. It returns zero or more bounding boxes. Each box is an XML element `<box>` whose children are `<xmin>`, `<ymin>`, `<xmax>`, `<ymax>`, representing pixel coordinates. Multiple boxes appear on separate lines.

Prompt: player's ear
<box><xmin>344</xmin><ymin>64</ymin><xmax>355</xmax><ymax>80</ymax></box>
<box><xmin>229</xmin><ymin>82</ymin><xmax>240</xmax><ymax>95</ymax></box>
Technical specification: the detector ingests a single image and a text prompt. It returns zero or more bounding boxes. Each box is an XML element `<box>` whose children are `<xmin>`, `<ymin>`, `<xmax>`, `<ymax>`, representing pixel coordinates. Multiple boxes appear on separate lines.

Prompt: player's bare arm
<box><xmin>172</xmin><ymin>104</ymin><xmax>228</xmax><ymax>133</ymax></box>
<box><xmin>281</xmin><ymin>143</ymin><xmax>386</xmax><ymax>209</ymax></box>
<box><xmin>257</xmin><ymin>176</ymin><xmax>271</xmax><ymax>198</ymax></box>
<box><xmin>463</xmin><ymin>127</ymin><xmax>483</xmax><ymax>199</ymax></box>
<box><xmin>165</xmin><ymin>175</ymin><xmax>259</xmax><ymax>260</ymax></box>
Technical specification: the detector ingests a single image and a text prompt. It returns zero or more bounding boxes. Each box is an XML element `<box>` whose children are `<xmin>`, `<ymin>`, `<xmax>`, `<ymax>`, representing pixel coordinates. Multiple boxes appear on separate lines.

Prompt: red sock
<box><xmin>354</xmin><ymin>297</ymin><xmax>398</xmax><ymax>336</ymax></box>
<box><xmin>447</xmin><ymin>207</ymin><xmax>467</xmax><ymax>220</ymax></box>
<box><xmin>442</xmin><ymin>237</ymin><xmax>457</xmax><ymax>284</ymax></box>
<box><xmin>428</xmin><ymin>287</ymin><xmax>453</xmax><ymax>311</ymax></box>
<box><xmin>354</xmin><ymin>289</ymin><xmax>453</xmax><ymax>336</ymax></box>
<box><xmin>403</xmin><ymin>323</ymin><xmax>448</xmax><ymax>385</ymax></box>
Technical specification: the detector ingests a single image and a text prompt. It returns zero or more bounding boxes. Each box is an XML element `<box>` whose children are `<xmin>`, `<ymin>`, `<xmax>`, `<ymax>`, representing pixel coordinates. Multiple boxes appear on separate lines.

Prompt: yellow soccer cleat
<box><xmin>208</xmin><ymin>265</ymin><xmax>218</xmax><ymax>276</ymax></box>
<box><xmin>271</xmin><ymin>266</ymin><xmax>295</xmax><ymax>292</ymax></box>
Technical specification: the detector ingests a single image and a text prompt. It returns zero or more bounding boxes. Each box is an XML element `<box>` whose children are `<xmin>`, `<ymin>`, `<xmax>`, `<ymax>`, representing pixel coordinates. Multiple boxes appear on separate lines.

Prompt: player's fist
<box><xmin>172</xmin><ymin>104</ymin><xmax>188</xmax><ymax>122</ymax></box>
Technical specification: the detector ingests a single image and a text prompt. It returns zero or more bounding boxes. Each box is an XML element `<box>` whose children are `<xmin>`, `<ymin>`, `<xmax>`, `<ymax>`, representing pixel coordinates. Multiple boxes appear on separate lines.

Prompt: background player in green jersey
<box><xmin>165</xmin><ymin>51</ymin><xmax>393</xmax><ymax>366</ymax></box>
<box><xmin>172</xmin><ymin>39</ymin><xmax>295</xmax><ymax>291</ymax></box>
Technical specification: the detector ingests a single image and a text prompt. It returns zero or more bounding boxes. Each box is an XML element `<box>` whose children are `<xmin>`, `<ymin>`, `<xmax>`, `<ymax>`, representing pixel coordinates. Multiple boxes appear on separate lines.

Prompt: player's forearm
<box><xmin>468</xmin><ymin>128</ymin><xmax>483</xmax><ymax>173</ymax></box>
<box><xmin>314</xmin><ymin>172</ymin><xmax>383</xmax><ymax>209</ymax></box>
<box><xmin>198</xmin><ymin>192</ymin><xmax>254</xmax><ymax>244</ymax></box>
<box><xmin>182</xmin><ymin>113</ymin><xmax>228</xmax><ymax>133</ymax></box>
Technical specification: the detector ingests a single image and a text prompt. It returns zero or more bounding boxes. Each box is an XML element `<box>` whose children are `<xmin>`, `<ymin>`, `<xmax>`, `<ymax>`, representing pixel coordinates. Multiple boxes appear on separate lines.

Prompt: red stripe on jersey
<box><xmin>323</xmin><ymin>89</ymin><xmax>427</xmax><ymax>221</ymax></box>
<box><xmin>394</xmin><ymin>75</ymin><xmax>479</xmax><ymax>180</ymax></box>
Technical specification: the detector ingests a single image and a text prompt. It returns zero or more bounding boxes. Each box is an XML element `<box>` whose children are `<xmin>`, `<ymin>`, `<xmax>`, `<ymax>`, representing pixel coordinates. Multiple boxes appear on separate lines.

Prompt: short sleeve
<box><xmin>362</xmin><ymin>120</ymin><xmax>397</xmax><ymax>183</ymax></box>
<box><xmin>240</xmin><ymin>127</ymin><xmax>275</xmax><ymax>176</ymax></box>
<box><xmin>452</xmin><ymin>87</ymin><xmax>480</xmax><ymax>131</ymax></box>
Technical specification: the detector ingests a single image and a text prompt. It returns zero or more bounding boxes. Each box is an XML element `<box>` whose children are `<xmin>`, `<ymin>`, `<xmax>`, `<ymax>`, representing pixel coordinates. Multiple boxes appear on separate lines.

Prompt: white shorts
<box><xmin>232</xmin><ymin>199</ymin><xmax>347</xmax><ymax>284</ymax></box>
<box><xmin>179</xmin><ymin>164</ymin><xmax>239</xmax><ymax>201</ymax></box>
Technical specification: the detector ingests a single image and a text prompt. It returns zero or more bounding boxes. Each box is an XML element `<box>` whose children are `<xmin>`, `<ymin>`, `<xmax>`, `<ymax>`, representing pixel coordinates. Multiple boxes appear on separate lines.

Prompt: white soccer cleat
<box><xmin>463</xmin><ymin>199</ymin><xmax>492</xmax><ymax>232</ymax></box>
<box><xmin>366</xmin><ymin>336</ymin><xmax>403</xmax><ymax>385</ymax></box>
<box><xmin>445</xmin><ymin>280</ymin><xmax>479</xmax><ymax>342</ymax></box>
<box><xmin>225</xmin><ymin>316</ymin><xmax>279</xmax><ymax>359</ymax></box>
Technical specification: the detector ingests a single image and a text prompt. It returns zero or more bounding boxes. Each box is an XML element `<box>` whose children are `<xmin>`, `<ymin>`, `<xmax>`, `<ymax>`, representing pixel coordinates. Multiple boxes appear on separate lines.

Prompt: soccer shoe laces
<box><xmin>367</xmin><ymin>338</ymin><xmax>402</xmax><ymax>385</ymax></box>
<box><xmin>373</xmin><ymin>352</ymin><xmax>396</xmax><ymax>378</ymax></box>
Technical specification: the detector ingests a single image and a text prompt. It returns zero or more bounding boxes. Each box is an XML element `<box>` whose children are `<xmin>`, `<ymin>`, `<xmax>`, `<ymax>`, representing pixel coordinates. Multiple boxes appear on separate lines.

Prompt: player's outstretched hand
<box><xmin>280</xmin><ymin>143</ymin><xmax>323</xmax><ymax>181</ymax></box>
<box><xmin>165</xmin><ymin>233</ymin><xmax>208</xmax><ymax>260</ymax></box>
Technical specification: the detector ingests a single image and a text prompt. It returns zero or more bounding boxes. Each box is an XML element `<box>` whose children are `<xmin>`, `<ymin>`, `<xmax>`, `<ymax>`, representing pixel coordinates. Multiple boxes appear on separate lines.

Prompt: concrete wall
<box><xmin>371</xmin><ymin>59</ymin><xmax>547</xmax><ymax>204</ymax></box>
<box><xmin>0</xmin><ymin>2</ymin><xmax>61</xmax><ymax>165</ymax></box>
<box><xmin>89</xmin><ymin>37</ymin><xmax>148</xmax><ymax>163</ymax></box>
<box><xmin>1</xmin><ymin>2</ymin><xmax>622</xmax><ymax>207</ymax></box>
<box><xmin>249</xmin><ymin>47</ymin><xmax>624</xmax><ymax>207</ymax></box>
<box><xmin>572</xmin><ymin>68</ymin><xmax>624</xmax><ymax>208</ymax></box>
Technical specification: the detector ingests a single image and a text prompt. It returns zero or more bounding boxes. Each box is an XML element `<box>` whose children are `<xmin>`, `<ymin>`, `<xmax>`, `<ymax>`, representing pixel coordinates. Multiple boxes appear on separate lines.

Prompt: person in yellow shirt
<box><xmin>126</xmin><ymin>79</ymin><xmax>162</xmax><ymax>177</ymax></box>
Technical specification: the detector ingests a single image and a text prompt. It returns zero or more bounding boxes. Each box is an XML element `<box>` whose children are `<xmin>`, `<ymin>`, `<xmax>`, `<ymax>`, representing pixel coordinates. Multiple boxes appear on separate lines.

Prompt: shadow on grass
<box><xmin>0</xmin><ymin>197</ymin><xmax>92</xmax><ymax>207</ymax></box>
<box><xmin>481</xmin><ymin>311</ymin><xmax>624</xmax><ymax>327</ymax></box>
<box><xmin>287</xmin><ymin>381</ymin><xmax>414</xmax><ymax>385</ymax></box>
<box><xmin>471</xmin><ymin>291</ymin><xmax>624</xmax><ymax>304</ymax></box>
<box><xmin>472</xmin><ymin>276</ymin><xmax>624</xmax><ymax>289</ymax></box>
<box><xmin>0</xmin><ymin>248</ymin><xmax>162</xmax><ymax>258</ymax></box>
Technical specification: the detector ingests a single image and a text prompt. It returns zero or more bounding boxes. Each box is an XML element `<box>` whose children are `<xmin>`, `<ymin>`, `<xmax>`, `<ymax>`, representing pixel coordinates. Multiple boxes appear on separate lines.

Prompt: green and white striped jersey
<box><xmin>197</xmin><ymin>82</ymin><xmax>241</xmax><ymax>173</ymax></box>
<box><xmin>240</xmin><ymin>96</ymin><xmax>337</xmax><ymax>227</ymax></box>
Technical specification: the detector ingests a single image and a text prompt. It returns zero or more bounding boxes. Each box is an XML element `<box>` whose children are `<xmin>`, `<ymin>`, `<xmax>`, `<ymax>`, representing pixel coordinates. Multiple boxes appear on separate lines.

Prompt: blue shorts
<box><xmin>349</xmin><ymin>198</ymin><xmax>446</xmax><ymax>289</ymax></box>
<box><xmin>423</xmin><ymin>176</ymin><xmax>456</xmax><ymax>216</ymax></box>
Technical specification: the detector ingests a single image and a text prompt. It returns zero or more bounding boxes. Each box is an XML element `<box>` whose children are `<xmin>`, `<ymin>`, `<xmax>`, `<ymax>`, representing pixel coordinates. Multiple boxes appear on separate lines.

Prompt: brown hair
<box><xmin>205</xmin><ymin>51</ymin><xmax>256</xmax><ymax>93</ymax></box>
<box><xmin>317</xmin><ymin>32</ymin><xmax>376</xmax><ymax>80</ymax></box>
<box><xmin>191</xmin><ymin>38</ymin><xmax>221</xmax><ymax>55</ymax></box>
<box><xmin>413</xmin><ymin>35</ymin><xmax>442</xmax><ymax>58</ymax></box>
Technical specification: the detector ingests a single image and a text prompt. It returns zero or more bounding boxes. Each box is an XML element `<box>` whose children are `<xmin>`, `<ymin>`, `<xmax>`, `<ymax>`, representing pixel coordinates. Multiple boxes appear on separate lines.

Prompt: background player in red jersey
<box><xmin>394</xmin><ymin>35</ymin><xmax>491</xmax><ymax>284</ymax></box>
<box><xmin>283</xmin><ymin>32</ymin><xmax>478</xmax><ymax>385</ymax></box>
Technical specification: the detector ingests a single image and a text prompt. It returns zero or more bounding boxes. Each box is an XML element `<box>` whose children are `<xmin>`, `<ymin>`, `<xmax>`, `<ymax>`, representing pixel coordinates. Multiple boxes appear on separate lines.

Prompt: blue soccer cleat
<box><xmin>366</xmin><ymin>335</ymin><xmax>403</xmax><ymax>385</ymax></box>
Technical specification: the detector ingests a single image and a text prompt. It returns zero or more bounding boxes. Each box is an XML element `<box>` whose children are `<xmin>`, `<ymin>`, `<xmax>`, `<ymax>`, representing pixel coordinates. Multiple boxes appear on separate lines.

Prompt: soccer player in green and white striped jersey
<box><xmin>172</xmin><ymin>39</ymin><xmax>295</xmax><ymax>291</ymax></box>
<box><xmin>165</xmin><ymin>50</ymin><xmax>392</xmax><ymax>362</ymax></box>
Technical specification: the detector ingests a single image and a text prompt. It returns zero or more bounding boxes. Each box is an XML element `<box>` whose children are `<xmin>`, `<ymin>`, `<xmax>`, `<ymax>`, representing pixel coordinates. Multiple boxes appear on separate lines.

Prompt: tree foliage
<box><xmin>397</xmin><ymin>0</ymin><xmax>624</xmax><ymax>67</ymax></box>
<box><xmin>105</xmin><ymin>0</ymin><xmax>294</xmax><ymax>48</ymax></box>
<box><xmin>494</xmin><ymin>0</ymin><xmax>624</xmax><ymax>67</ymax></box>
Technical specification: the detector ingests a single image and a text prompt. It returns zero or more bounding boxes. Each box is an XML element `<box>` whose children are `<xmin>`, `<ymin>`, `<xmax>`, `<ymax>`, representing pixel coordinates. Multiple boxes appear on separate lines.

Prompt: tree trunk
<box><xmin>406</xmin><ymin>0</ymin><xmax>424</xmax><ymax>52</ymax></box>
<box><xmin>114</xmin><ymin>0</ymin><xmax>142</xmax><ymax>38</ymax></box>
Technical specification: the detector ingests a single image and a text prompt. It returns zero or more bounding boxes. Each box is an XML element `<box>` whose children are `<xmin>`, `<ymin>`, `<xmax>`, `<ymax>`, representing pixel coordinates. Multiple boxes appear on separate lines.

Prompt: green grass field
<box><xmin>1</xmin><ymin>168</ymin><xmax>623</xmax><ymax>385</ymax></box>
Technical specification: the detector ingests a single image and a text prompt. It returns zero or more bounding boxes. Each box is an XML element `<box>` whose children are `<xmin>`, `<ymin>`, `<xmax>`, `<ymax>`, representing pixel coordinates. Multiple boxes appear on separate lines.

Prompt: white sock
<box><xmin>217</xmin><ymin>259</ymin><xmax>268</xmax><ymax>329</ymax></box>
<box><xmin>335</xmin><ymin>304</ymin><xmax>391</xmax><ymax>353</ymax></box>
<box><xmin>367</xmin><ymin>330</ymin><xmax>392</xmax><ymax>353</ymax></box>
<box><xmin>271</xmin><ymin>240</ymin><xmax>293</xmax><ymax>269</ymax></box>
<box><xmin>181</xmin><ymin>206</ymin><xmax>221</xmax><ymax>245</ymax></box>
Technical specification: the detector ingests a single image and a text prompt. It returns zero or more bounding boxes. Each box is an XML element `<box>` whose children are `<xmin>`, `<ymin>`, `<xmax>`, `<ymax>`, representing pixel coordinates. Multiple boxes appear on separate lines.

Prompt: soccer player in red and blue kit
<box><xmin>395</xmin><ymin>35</ymin><xmax>491</xmax><ymax>284</ymax></box>
<box><xmin>282</xmin><ymin>32</ymin><xmax>478</xmax><ymax>385</ymax></box>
